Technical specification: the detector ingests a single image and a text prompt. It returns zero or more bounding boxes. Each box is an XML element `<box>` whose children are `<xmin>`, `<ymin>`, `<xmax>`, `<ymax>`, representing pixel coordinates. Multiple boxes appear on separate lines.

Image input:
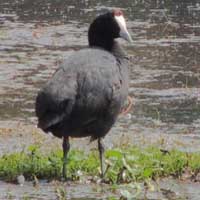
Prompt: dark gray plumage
<box><xmin>35</xmin><ymin>9</ymin><xmax>132</xmax><ymax>179</ymax></box>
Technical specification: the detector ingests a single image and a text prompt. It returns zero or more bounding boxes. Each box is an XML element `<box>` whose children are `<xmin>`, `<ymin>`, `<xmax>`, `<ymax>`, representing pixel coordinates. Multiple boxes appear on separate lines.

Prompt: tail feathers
<box><xmin>37</xmin><ymin>112</ymin><xmax>65</xmax><ymax>132</ymax></box>
<box><xmin>36</xmin><ymin>91</ymin><xmax>74</xmax><ymax>133</ymax></box>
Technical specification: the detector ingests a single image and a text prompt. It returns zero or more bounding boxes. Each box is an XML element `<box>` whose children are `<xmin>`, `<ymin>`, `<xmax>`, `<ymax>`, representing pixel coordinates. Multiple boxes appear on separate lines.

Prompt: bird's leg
<box><xmin>98</xmin><ymin>138</ymin><xmax>105</xmax><ymax>178</ymax></box>
<box><xmin>62</xmin><ymin>136</ymin><xmax>70</xmax><ymax>180</ymax></box>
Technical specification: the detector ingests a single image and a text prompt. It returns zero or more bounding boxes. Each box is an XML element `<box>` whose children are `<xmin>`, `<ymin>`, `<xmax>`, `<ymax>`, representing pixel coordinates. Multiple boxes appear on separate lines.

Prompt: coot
<box><xmin>35</xmin><ymin>9</ymin><xmax>132</xmax><ymax>179</ymax></box>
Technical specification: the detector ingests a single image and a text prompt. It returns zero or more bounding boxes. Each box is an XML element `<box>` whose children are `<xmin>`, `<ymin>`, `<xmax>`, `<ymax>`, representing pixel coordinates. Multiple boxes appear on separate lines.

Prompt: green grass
<box><xmin>0</xmin><ymin>145</ymin><xmax>199</xmax><ymax>183</ymax></box>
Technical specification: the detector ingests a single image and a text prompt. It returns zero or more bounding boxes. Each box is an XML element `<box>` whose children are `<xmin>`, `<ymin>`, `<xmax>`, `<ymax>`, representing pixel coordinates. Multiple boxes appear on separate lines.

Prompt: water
<box><xmin>0</xmin><ymin>0</ymin><xmax>200</xmax><ymax>134</ymax></box>
<box><xmin>0</xmin><ymin>0</ymin><xmax>200</xmax><ymax>199</ymax></box>
<box><xmin>0</xmin><ymin>178</ymin><xmax>200</xmax><ymax>200</ymax></box>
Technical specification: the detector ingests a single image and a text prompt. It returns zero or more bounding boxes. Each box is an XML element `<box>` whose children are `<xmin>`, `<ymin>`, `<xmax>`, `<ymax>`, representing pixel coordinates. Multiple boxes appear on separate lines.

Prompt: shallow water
<box><xmin>0</xmin><ymin>178</ymin><xmax>200</xmax><ymax>200</ymax></box>
<box><xmin>0</xmin><ymin>0</ymin><xmax>199</xmax><ymax>136</ymax></box>
<box><xmin>0</xmin><ymin>0</ymin><xmax>200</xmax><ymax>199</ymax></box>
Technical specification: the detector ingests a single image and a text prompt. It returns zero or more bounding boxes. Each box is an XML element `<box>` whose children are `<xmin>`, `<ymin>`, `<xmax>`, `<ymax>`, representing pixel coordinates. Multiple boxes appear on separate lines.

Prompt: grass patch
<box><xmin>0</xmin><ymin>145</ymin><xmax>199</xmax><ymax>183</ymax></box>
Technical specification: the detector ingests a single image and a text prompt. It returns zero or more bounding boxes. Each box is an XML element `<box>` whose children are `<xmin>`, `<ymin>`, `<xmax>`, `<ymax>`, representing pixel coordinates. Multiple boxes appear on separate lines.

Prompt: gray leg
<box><xmin>62</xmin><ymin>136</ymin><xmax>70</xmax><ymax>180</ymax></box>
<box><xmin>98</xmin><ymin>138</ymin><xmax>105</xmax><ymax>178</ymax></box>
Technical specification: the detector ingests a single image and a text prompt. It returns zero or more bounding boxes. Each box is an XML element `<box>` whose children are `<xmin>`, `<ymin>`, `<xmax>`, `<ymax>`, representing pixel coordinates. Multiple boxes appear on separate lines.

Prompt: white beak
<box><xmin>115</xmin><ymin>15</ymin><xmax>133</xmax><ymax>43</ymax></box>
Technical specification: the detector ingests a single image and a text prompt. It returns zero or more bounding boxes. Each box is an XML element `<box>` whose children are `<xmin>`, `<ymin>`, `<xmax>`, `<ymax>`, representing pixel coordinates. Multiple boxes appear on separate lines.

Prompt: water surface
<box><xmin>1</xmin><ymin>0</ymin><xmax>199</xmax><ymax>135</ymax></box>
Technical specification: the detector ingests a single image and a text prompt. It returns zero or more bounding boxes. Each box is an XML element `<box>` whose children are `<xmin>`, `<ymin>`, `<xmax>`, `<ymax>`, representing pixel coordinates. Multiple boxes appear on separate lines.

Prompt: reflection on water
<box><xmin>0</xmin><ymin>0</ymin><xmax>200</xmax><ymax>135</ymax></box>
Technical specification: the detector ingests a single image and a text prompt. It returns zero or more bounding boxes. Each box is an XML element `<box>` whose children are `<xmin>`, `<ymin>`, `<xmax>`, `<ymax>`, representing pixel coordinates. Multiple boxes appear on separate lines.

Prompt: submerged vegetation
<box><xmin>0</xmin><ymin>145</ymin><xmax>199</xmax><ymax>183</ymax></box>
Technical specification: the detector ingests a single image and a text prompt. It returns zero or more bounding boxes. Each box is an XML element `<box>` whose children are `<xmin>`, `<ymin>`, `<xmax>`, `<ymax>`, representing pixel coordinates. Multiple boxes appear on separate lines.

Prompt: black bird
<box><xmin>35</xmin><ymin>9</ymin><xmax>132</xmax><ymax>179</ymax></box>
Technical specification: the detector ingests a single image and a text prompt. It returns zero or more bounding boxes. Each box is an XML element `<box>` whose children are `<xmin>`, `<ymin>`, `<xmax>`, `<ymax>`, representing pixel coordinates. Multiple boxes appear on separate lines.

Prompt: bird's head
<box><xmin>88</xmin><ymin>9</ymin><xmax>132</xmax><ymax>51</ymax></box>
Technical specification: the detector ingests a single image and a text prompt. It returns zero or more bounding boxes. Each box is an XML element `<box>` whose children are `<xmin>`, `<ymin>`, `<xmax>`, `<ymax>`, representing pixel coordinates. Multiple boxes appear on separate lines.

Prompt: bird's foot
<box><xmin>120</xmin><ymin>95</ymin><xmax>133</xmax><ymax>115</ymax></box>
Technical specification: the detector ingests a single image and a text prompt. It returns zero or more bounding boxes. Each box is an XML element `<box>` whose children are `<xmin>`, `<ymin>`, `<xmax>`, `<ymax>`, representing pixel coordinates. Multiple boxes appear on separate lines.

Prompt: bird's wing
<box><xmin>66</xmin><ymin>50</ymin><xmax>125</xmax><ymax>130</ymax></box>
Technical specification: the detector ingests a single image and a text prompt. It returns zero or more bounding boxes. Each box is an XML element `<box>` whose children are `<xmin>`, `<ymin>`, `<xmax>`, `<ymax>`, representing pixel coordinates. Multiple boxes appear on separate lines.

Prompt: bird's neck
<box><xmin>111</xmin><ymin>41</ymin><xmax>128</xmax><ymax>59</ymax></box>
<box><xmin>89</xmin><ymin>35</ymin><xmax>114</xmax><ymax>52</ymax></box>
<box><xmin>89</xmin><ymin>37</ymin><xmax>127</xmax><ymax>59</ymax></box>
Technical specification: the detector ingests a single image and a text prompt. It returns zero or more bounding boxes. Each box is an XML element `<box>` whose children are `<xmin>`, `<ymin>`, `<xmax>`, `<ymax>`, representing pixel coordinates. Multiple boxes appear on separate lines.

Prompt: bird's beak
<box><xmin>115</xmin><ymin>15</ymin><xmax>133</xmax><ymax>43</ymax></box>
<box><xmin>120</xmin><ymin>28</ymin><xmax>132</xmax><ymax>43</ymax></box>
